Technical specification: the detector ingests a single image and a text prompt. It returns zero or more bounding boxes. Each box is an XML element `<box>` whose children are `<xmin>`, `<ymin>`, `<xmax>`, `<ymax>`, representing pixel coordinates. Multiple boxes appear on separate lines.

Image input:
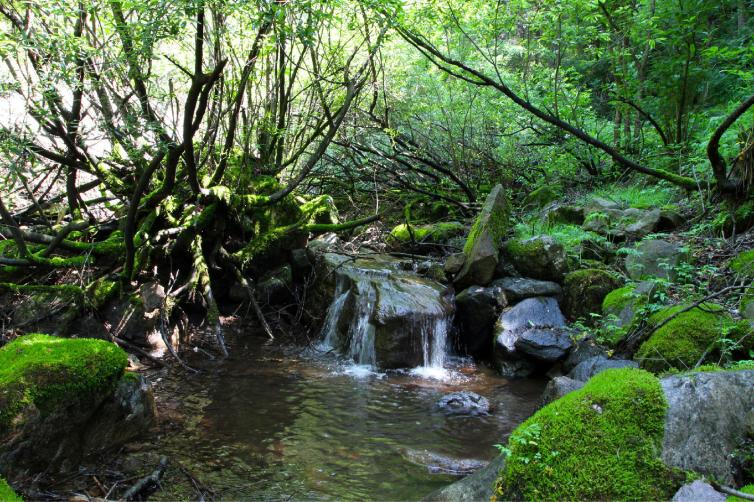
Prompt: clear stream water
<box><xmin>127</xmin><ymin>256</ymin><xmax>543</xmax><ymax>500</ymax></box>
<box><xmin>141</xmin><ymin>338</ymin><xmax>544</xmax><ymax>501</ymax></box>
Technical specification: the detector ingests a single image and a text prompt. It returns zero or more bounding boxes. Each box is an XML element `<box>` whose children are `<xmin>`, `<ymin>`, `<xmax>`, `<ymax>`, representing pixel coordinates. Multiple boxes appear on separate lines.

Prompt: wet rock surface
<box><xmin>493</xmin><ymin>297</ymin><xmax>567</xmax><ymax>377</ymax></box>
<box><xmin>436</xmin><ymin>391</ymin><xmax>490</xmax><ymax>416</ymax></box>
<box><xmin>455</xmin><ymin>284</ymin><xmax>507</xmax><ymax>356</ymax></box>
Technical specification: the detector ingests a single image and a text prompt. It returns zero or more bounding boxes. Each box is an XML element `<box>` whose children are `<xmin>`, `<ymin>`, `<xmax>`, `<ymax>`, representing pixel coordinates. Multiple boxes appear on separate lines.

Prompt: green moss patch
<box><xmin>493</xmin><ymin>368</ymin><xmax>681</xmax><ymax>501</ymax></box>
<box><xmin>0</xmin><ymin>334</ymin><xmax>127</xmax><ymax>430</ymax></box>
<box><xmin>731</xmin><ymin>250</ymin><xmax>754</xmax><ymax>279</ymax></box>
<box><xmin>389</xmin><ymin>222</ymin><xmax>465</xmax><ymax>243</ymax></box>
<box><xmin>636</xmin><ymin>304</ymin><xmax>750</xmax><ymax>373</ymax></box>
<box><xmin>0</xmin><ymin>477</ymin><xmax>21</xmax><ymax>502</ymax></box>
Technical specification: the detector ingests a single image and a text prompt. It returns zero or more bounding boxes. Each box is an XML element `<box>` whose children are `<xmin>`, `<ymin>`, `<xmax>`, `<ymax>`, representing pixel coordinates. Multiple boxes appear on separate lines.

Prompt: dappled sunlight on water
<box><xmin>140</xmin><ymin>339</ymin><xmax>544</xmax><ymax>501</ymax></box>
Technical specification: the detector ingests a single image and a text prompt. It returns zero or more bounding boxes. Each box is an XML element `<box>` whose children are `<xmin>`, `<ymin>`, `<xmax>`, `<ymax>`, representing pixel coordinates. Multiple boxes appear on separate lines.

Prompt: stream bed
<box><xmin>130</xmin><ymin>335</ymin><xmax>545</xmax><ymax>501</ymax></box>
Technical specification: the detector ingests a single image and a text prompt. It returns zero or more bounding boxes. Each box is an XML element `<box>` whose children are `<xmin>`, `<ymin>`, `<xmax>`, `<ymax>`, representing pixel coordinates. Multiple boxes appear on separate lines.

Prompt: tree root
<box><xmin>122</xmin><ymin>455</ymin><xmax>168</xmax><ymax>501</ymax></box>
<box><xmin>218</xmin><ymin>247</ymin><xmax>274</xmax><ymax>340</ymax></box>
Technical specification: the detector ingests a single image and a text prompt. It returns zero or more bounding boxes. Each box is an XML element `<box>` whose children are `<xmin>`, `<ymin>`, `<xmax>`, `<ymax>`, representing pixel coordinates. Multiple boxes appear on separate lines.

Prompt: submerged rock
<box><xmin>402</xmin><ymin>449</ymin><xmax>487</xmax><ymax>476</ymax></box>
<box><xmin>454</xmin><ymin>184</ymin><xmax>509</xmax><ymax>289</ymax></box>
<box><xmin>423</xmin><ymin>455</ymin><xmax>504</xmax><ymax>502</ymax></box>
<box><xmin>436</xmin><ymin>391</ymin><xmax>490</xmax><ymax>416</ymax></box>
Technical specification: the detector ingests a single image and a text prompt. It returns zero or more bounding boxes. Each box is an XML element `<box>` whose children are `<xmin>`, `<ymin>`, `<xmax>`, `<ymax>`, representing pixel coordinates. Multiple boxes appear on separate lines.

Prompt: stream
<box><xmin>135</xmin><ymin>338</ymin><xmax>543</xmax><ymax>501</ymax></box>
<box><xmin>124</xmin><ymin>254</ymin><xmax>545</xmax><ymax>500</ymax></box>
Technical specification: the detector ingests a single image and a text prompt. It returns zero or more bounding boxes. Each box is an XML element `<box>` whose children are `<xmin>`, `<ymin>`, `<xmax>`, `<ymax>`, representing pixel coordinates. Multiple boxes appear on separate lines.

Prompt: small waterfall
<box><xmin>318</xmin><ymin>256</ymin><xmax>453</xmax><ymax>376</ymax></box>
<box><xmin>320</xmin><ymin>291</ymin><xmax>349</xmax><ymax>350</ymax></box>
<box><xmin>411</xmin><ymin>317</ymin><xmax>451</xmax><ymax>379</ymax></box>
<box><xmin>346</xmin><ymin>280</ymin><xmax>377</xmax><ymax>366</ymax></box>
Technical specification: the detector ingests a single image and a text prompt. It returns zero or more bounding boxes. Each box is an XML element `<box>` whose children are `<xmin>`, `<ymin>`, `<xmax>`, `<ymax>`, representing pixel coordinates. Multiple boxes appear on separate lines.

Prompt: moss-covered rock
<box><xmin>522</xmin><ymin>186</ymin><xmax>559</xmax><ymax>209</ymax></box>
<box><xmin>636</xmin><ymin>304</ymin><xmax>750</xmax><ymax>373</ymax></box>
<box><xmin>454</xmin><ymin>184</ymin><xmax>509</xmax><ymax>288</ymax></box>
<box><xmin>600</xmin><ymin>282</ymin><xmax>656</xmax><ymax>346</ymax></box>
<box><xmin>504</xmin><ymin>235</ymin><xmax>568</xmax><ymax>282</ymax></box>
<box><xmin>0</xmin><ymin>334</ymin><xmax>129</xmax><ymax>477</ymax></box>
<box><xmin>388</xmin><ymin>222</ymin><xmax>465</xmax><ymax>244</ymax></box>
<box><xmin>493</xmin><ymin>368</ymin><xmax>681</xmax><ymax>501</ymax></box>
<box><xmin>562</xmin><ymin>268</ymin><xmax>623</xmax><ymax>321</ymax></box>
<box><xmin>0</xmin><ymin>334</ymin><xmax>127</xmax><ymax>430</ymax></box>
<box><xmin>730</xmin><ymin>250</ymin><xmax>754</xmax><ymax>279</ymax></box>
<box><xmin>0</xmin><ymin>477</ymin><xmax>20</xmax><ymax>502</ymax></box>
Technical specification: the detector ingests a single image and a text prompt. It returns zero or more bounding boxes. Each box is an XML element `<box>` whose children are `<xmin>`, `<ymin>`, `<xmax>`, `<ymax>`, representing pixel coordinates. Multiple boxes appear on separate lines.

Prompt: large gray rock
<box><xmin>540</xmin><ymin>376</ymin><xmax>585</xmax><ymax>406</ymax></box>
<box><xmin>491</xmin><ymin>277</ymin><xmax>562</xmax><ymax>303</ymax></box>
<box><xmin>661</xmin><ymin>370</ymin><xmax>754</xmax><ymax>484</ymax></box>
<box><xmin>423</xmin><ymin>455</ymin><xmax>505</xmax><ymax>502</ymax></box>
<box><xmin>443</xmin><ymin>253</ymin><xmax>466</xmax><ymax>275</ymax></box>
<box><xmin>583</xmin><ymin>204</ymin><xmax>661</xmax><ymax>241</ymax></box>
<box><xmin>671</xmin><ymin>481</ymin><xmax>726</xmax><ymax>502</ymax></box>
<box><xmin>493</xmin><ymin>297</ymin><xmax>567</xmax><ymax>377</ymax></box>
<box><xmin>454</xmin><ymin>184</ymin><xmax>509</xmax><ymax>289</ymax></box>
<box><xmin>455</xmin><ymin>284</ymin><xmax>507</xmax><ymax>356</ymax></box>
<box><xmin>567</xmin><ymin>356</ymin><xmax>638</xmax><ymax>382</ymax></box>
<box><xmin>514</xmin><ymin>328</ymin><xmax>572</xmax><ymax>362</ymax></box>
<box><xmin>504</xmin><ymin>236</ymin><xmax>568</xmax><ymax>282</ymax></box>
<box><xmin>436</xmin><ymin>391</ymin><xmax>490</xmax><ymax>416</ymax></box>
<box><xmin>625</xmin><ymin>239</ymin><xmax>688</xmax><ymax>281</ymax></box>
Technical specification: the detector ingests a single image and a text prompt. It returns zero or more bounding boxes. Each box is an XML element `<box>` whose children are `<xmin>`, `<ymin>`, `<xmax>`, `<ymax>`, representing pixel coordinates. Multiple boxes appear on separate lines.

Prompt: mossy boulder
<box><xmin>625</xmin><ymin>239</ymin><xmax>689</xmax><ymax>281</ymax></box>
<box><xmin>730</xmin><ymin>250</ymin><xmax>754</xmax><ymax>279</ymax></box>
<box><xmin>562</xmin><ymin>268</ymin><xmax>623</xmax><ymax>321</ymax></box>
<box><xmin>388</xmin><ymin>222</ymin><xmax>465</xmax><ymax>245</ymax></box>
<box><xmin>636</xmin><ymin>304</ymin><xmax>750</xmax><ymax>373</ymax></box>
<box><xmin>600</xmin><ymin>281</ymin><xmax>655</xmax><ymax>346</ymax></box>
<box><xmin>504</xmin><ymin>235</ymin><xmax>568</xmax><ymax>282</ymax></box>
<box><xmin>493</xmin><ymin>368</ymin><xmax>681</xmax><ymax>501</ymax></box>
<box><xmin>454</xmin><ymin>184</ymin><xmax>509</xmax><ymax>289</ymax></box>
<box><xmin>522</xmin><ymin>186</ymin><xmax>559</xmax><ymax>209</ymax></box>
<box><xmin>0</xmin><ymin>477</ymin><xmax>20</xmax><ymax>502</ymax></box>
<box><xmin>545</xmin><ymin>204</ymin><xmax>585</xmax><ymax>226</ymax></box>
<box><xmin>0</xmin><ymin>334</ymin><xmax>152</xmax><ymax>479</ymax></box>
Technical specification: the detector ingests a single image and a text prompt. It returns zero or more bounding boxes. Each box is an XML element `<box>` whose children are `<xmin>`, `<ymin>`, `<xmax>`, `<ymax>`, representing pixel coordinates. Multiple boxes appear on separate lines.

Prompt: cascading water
<box><xmin>318</xmin><ymin>255</ymin><xmax>454</xmax><ymax>377</ymax></box>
